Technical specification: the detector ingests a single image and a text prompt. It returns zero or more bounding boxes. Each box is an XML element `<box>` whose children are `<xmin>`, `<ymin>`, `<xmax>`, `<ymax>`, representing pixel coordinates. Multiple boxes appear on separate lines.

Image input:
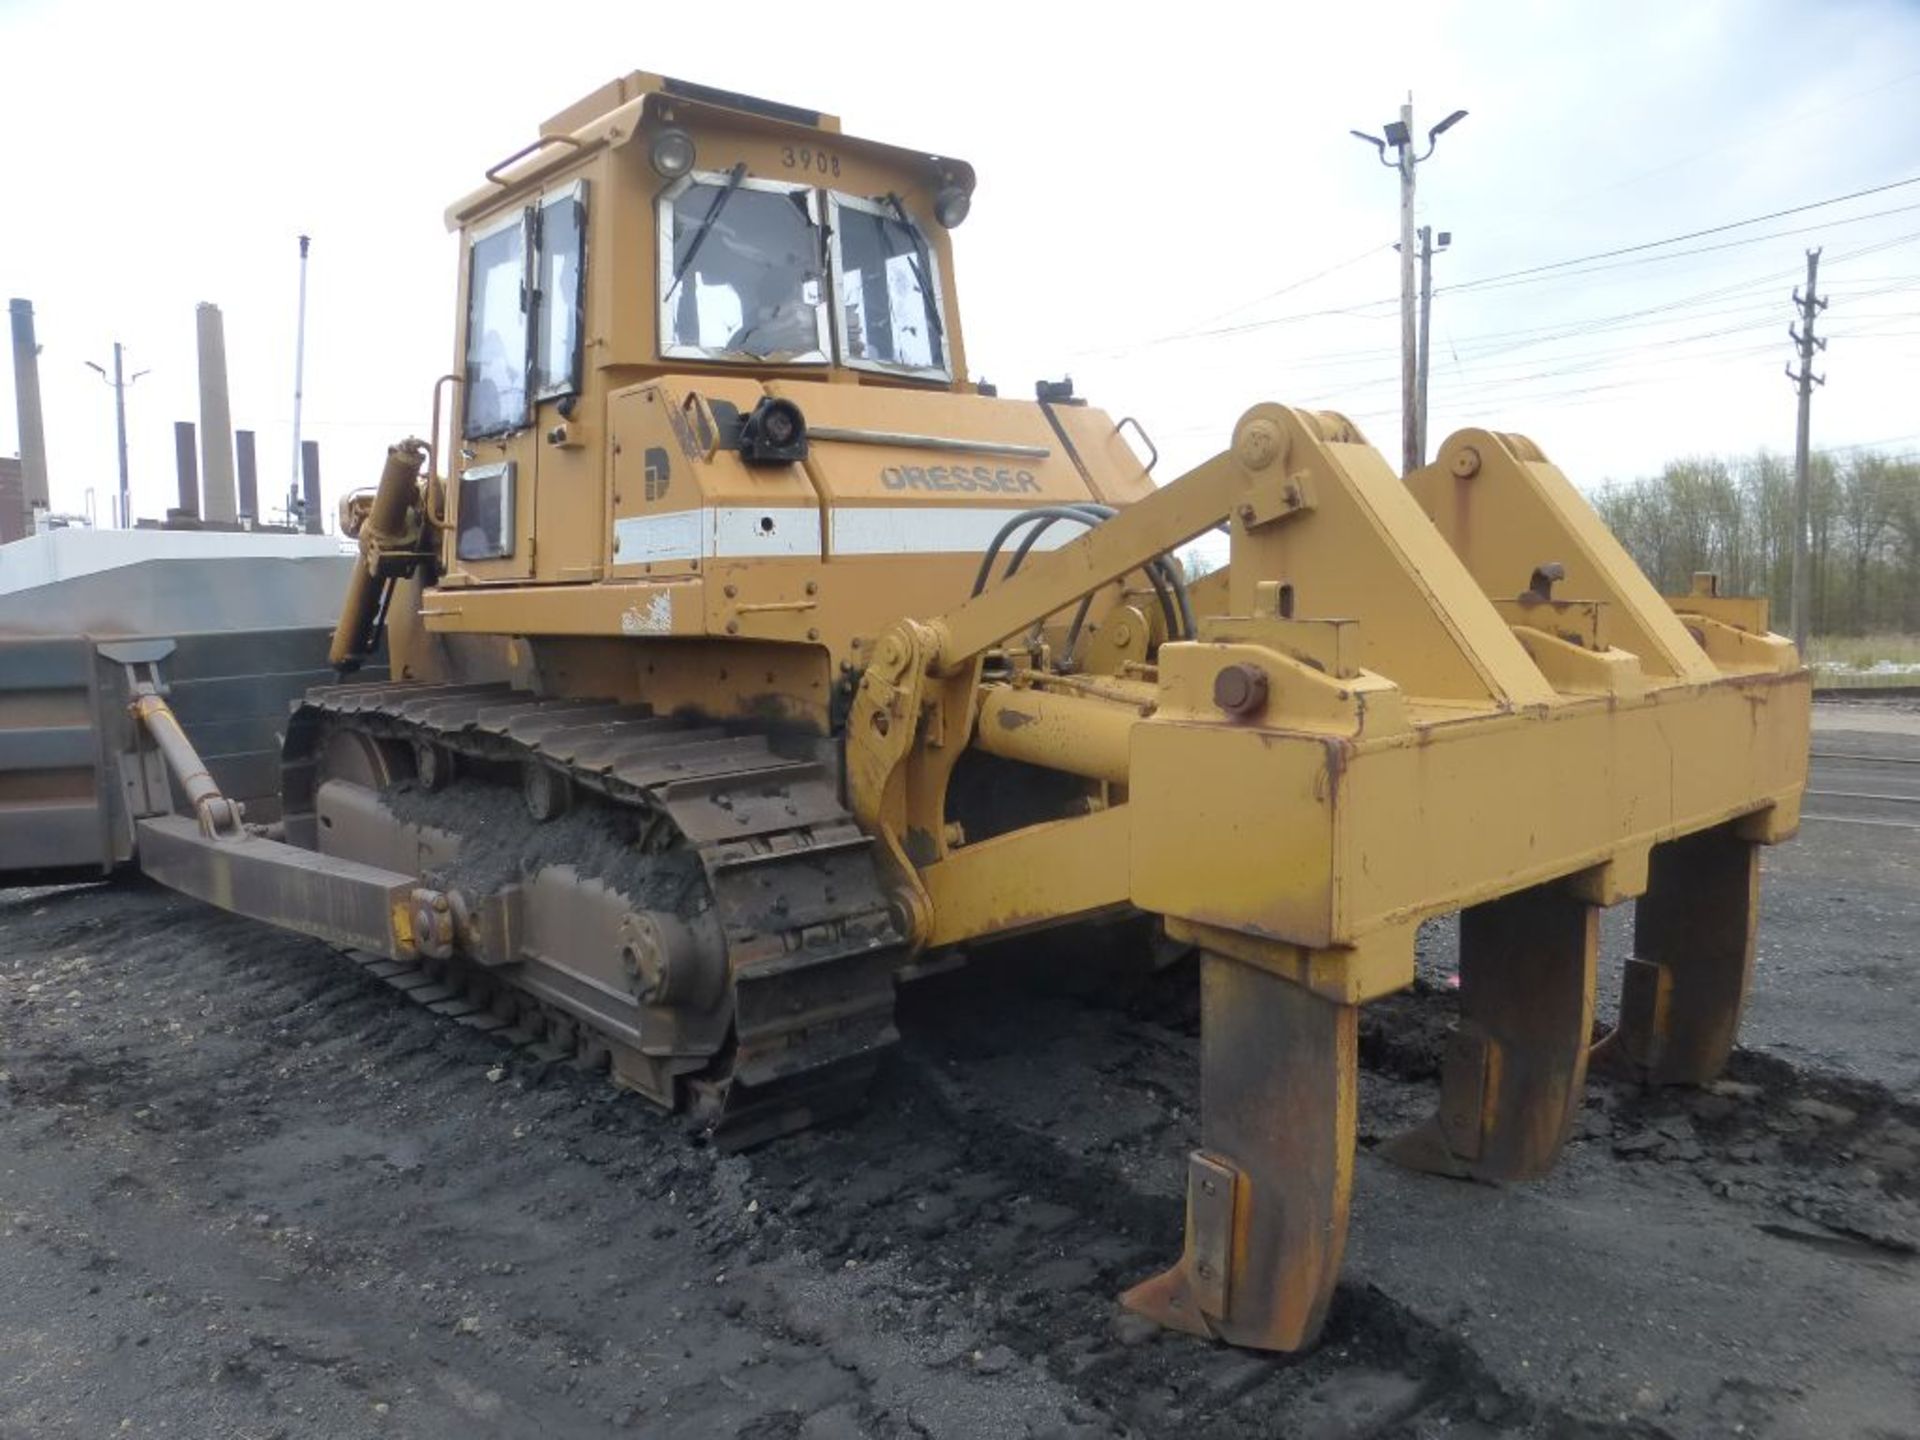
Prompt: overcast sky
<box><xmin>3</xmin><ymin>0</ymin><xmax>1917</xmax><ymax>529</ymax></box>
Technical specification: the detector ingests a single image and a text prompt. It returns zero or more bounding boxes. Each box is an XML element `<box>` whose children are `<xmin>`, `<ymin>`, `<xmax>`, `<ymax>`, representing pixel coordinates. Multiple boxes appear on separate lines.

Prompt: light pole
<box><xmin>85</xmin><ymin>343</ymin><xmax>149</xmax><ymax>528</ymax></box>
<box><xmin>290</xmin><ymin>234</ymin><xmax>311</xmax><ymax>523</ymax></box>
<box><xmin>1351</xmin><ymin>101</ymin><xmax>1467</xmax><ymax>474</ymax></box>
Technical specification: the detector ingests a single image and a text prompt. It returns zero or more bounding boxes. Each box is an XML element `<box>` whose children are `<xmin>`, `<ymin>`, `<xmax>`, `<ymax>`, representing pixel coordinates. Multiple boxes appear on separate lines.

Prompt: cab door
<box><xmin>452</xmin><ymin>205</ymin><xmax>539</xmax><ymax>582</ymax></box>
<box><xmin>526</xmin><ymin>180</ymin><xmax>606</xmax><ymax>583</ymax></box>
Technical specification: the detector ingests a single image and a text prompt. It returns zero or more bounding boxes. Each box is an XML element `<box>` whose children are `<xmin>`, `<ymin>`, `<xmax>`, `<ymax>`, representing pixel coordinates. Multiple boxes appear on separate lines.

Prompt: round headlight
<box><xmin>933</xmin><ymin>183</ymin><xmax>971</xmax><ymax>229</ymax></box>
<box><xmin>650</xmin><ymin>127</ymin><xmax>696</xmax><ymax>179</ymax></box>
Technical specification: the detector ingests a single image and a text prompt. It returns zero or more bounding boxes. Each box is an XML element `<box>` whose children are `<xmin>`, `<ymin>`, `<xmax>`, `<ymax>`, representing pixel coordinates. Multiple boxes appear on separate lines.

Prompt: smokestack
<box><xmin>173</xmin><ymin>421</ymin><xmax>200</xmax><ymax>521</ymax></box>
<box><xmin>8</xmin><ymin>298</ymin><xmax>50</xmax><ymax>526</ymax></box>
<box><xmin>300</xmin><ymin>440</ymin><xmax>323</xmax><ymax>534</ymax></box>
<box><xmin>195</xmin><ymin>302</ymin><xmax>237</xmax><ymax>524</ymax></box>
<box><xmin>235</xmin><ymin>429</ymin><xmax>259</xmax><ymax>524</ymax></box>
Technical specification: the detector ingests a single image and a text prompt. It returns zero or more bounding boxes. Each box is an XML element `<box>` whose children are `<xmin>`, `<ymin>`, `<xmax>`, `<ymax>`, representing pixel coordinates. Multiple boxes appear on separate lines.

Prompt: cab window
<box><xmin>463</xmin><ymin>213</ymin><xmax>529</xmax><ymax>439</ymax></box>
<box><xmin>462</xmin><ymin>183</ymin><xmax>588</xmax><ymax>440</ymax></box>
<box><xmin>827</xmin><ymin>192</ymin><xmax>949</xmax><ymax>380</ymax></box>
<box><xmin>535</xmin><ymin>182</ymin><xmax>588</xmax><ymax>399</ymax></box>
<box><xmin>658</xmin><ymin>171</ymin><xmax>828</xmax><ymax>363</ymax></box>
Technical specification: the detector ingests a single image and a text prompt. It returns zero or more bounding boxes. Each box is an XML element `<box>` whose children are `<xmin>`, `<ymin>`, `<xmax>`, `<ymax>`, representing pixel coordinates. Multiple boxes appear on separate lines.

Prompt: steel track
<box><xmin>286</xmin><ymin>680</ymin><xmax>905</xmax><ymax>1148</ymax></box>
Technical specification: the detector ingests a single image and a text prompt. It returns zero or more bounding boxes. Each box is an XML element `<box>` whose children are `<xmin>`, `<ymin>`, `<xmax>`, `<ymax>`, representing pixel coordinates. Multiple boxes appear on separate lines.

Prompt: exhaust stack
<box><xmin>300</xmin><ymin>440</ymin><xmax>323</xmax><ymax>534</ymax></box>
<box><xmin>8</xmin><ymin>298</ymin><xmax>51</xmax><ymax>531</ymax></box>
<box><xmin>172</xmin><ymin>421</ymin><xmax>200</xmax><ymax>522</ymax></box>
<box><xmin>236</xmin><ymin>429</ymin><xmax>259</xmax><ymax>525</ymax></box>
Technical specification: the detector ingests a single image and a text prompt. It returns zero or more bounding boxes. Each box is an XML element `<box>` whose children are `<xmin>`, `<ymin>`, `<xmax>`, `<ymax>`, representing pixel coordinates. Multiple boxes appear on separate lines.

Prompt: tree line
<box><xmin>1591</xmin><ymin>450</ymin><xmax>1920</xmax><ymax>635</ymax></box>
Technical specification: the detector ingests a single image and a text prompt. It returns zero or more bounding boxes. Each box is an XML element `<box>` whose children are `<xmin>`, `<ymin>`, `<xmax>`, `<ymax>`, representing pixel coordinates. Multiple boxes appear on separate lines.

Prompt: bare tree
<box><xmin>1589</xmin><ymin>448</ymin><xmax>1918</xmax><ymax>636</ymax></box>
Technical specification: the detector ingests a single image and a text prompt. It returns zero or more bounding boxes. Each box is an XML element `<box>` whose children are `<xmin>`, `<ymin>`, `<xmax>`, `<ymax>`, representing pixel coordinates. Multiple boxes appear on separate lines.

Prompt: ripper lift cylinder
<box><xmin>329</xmin><ymin>440</ymin><xmax>427</xmax><ymax>669</ymax></box>
<box><xmin>973</xmin><ymin>685</ymin><xmax>1136</xmax><ymax>785</ymax></box>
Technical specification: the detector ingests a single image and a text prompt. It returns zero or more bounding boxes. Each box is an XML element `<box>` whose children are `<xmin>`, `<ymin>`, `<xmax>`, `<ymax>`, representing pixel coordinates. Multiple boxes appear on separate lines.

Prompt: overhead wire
<box><xmin>1437</xmin><ymin>181</ymin><xmax>1920</xmax><ymax>294</ymax></box>
<box><xmin>1088</xmin><ymin>175</ymin><xmax>1920</xmax><ymax>357</ymax></box>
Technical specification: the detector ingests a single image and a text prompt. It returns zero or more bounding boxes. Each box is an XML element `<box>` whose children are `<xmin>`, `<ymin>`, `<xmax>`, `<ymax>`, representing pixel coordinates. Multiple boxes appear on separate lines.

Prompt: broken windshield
<box><xmin>828</xmin><ymin>193</ymin><xmax>949</xmax><ymax>379</ymax></box>
<box><xmin>658</xmin><ymin>174</ymin><xmax>828</xmax><ymax>363</ymax></box>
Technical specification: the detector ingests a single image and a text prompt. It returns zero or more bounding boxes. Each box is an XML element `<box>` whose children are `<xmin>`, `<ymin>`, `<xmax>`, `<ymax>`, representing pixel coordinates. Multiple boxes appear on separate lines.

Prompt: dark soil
<box><xmin>2</xmin><ymin>711</ymin><xmax>1917</xmax><ymax>1439</ymax></box>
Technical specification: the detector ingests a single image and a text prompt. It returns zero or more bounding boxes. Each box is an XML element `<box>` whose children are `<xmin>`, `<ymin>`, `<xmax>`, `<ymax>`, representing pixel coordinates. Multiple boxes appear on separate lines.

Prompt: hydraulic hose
<box><xmin>970</xmin><ymin>502</ymin><xmax>1192</xmax><ymax>669</ymax></box>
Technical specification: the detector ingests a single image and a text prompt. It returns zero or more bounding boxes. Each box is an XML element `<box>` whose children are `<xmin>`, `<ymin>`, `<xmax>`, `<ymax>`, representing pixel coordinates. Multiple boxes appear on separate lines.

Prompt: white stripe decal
<box><xmin>613</xmin><ymin>510</ymin><xmax>704</xmax><ymax>563</ymax></box>
<box><xmin>829</xmin><ymin>506</ymin><xmax>1082</xmax><ymax>557</ymax></box>
<box><xmin>711</xmin><ymin>506</ymin><xmax>821</xmax><ymax>558</ymax></box>
<box><xmin>614</xmin><ymin>507</ymin><xmax>822</xmax><ymax>564</ymax></box>
<box><xmin>614</xmin><ymin>505</ymin><xmax>1083</xmax><ymax>562</ymax></box>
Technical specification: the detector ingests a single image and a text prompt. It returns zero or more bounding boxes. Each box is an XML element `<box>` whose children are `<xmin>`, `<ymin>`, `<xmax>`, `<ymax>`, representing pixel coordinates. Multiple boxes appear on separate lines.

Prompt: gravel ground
<box><xmin>1</xmin><ymin>708</ymin><xmax>1916</xmax><ymax>1440</ymax></box>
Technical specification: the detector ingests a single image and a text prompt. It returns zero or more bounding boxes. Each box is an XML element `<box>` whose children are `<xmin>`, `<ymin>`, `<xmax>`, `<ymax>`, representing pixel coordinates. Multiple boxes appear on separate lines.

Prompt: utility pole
<box><xmin>86</xmin><ymin>343</ymin><xmax>149</xmax><ymax>528</ymax></box>
<box><xmin>1786</xmin><ymin>248</ymin><xmax>1827</xmax><ymax>653</ymax></box>
<box><xmin>1395</xmin><ymin>102</ymin><xmax>1417</xmax><ymax>475</ymax></box>
<box><xmin>1415</xmin><ymin>225</ymin><xmax>1451</xmax><ymax>466</ymax></box>
<box><xmin>1352</xmin><ymin>100</ymin><xmax>1467</xmax><ymax>474</ymax></box>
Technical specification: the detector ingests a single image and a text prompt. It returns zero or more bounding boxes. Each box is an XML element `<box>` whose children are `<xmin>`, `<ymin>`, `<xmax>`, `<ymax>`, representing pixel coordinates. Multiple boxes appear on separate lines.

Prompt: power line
<box><xmin>1439</xmin><ymin>175</ymin><xmax>1920</xmax><ymax>292</ymax></box>
<box><xmin>1319</xmin><ymin>289</ymin><xmax>1920</xmax><ymax>397</ymax></box>
<box><xmin>1111</xmin><ymin>225</ymin><xmax>1902</xmax><ymax>355</ymax></box>
<box><xmin>1108</xmin><ymin>177</ymin><xmax>1920</xmax><ymax>355</ymax></box>
<box><xmin>1281</xmin><ymin>251</ymin><xmax>1920</xmax><ymax>401</ymax></box>
<box><xmin>1318</xmin><ymin>338</ymin><xmax>1790</xmax><ymax>413</ymax></box>
<box><xmin>1441</xmin><ymin>206</ymin><xmax>1920</xmax><ymax>297</ymax></box>
<box><xmin>1168</xmin><ymin>242</ymin><xmax>1395</xmax><ymax>334</ymax></box>
<box><xmin>1253</xmin><ymin>279</ymin><xmax>1920</xmax><ymax>409</ymax></box>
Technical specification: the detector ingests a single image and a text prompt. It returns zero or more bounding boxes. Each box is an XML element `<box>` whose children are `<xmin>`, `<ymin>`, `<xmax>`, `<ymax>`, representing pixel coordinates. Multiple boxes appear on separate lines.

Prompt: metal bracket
<box><xmin>98</xmin><ymin>638</ymin><xmax>177</xmax><ymax>697</ymax></box>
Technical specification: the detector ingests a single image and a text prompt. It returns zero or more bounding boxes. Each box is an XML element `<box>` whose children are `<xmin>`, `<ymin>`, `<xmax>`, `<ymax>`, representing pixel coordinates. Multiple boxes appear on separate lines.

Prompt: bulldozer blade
<box><xmin>1594</xmin><ymin>822</ymin><xmax>1759</xmax><ymax>1087</ymax></box>
<box><xmin>1121</xmin><ymin>953</ymin><xmax>1355</xmax><ymax>1352</ymax></box>
<box><xmin>1381</xmin><ymin>882</ymin><xmax>1597</xmax><ymax>1183</ymax></box>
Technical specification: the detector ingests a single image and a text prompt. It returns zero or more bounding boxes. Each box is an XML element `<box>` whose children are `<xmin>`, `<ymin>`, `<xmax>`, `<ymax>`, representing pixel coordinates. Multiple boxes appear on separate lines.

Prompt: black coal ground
<box><xmin>3</xmin><ymin>753</ymin><xmax>1917</xmax><ymax>1437</ymax></box>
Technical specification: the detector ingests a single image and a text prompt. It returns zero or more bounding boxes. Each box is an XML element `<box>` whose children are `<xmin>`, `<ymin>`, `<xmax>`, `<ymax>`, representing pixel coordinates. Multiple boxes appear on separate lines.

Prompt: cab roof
<box><xmin>446</xmin><ymin>71</ymin><xmax>975</xmax><ymax>230</ymax></box>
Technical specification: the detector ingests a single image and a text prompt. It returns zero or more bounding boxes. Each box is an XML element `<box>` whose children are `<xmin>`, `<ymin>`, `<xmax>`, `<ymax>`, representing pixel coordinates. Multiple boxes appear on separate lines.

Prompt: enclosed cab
<box><xmin>416</xmin><ymin>74</ymin><xmax>1158</xmax><ymax>732</ymax></box>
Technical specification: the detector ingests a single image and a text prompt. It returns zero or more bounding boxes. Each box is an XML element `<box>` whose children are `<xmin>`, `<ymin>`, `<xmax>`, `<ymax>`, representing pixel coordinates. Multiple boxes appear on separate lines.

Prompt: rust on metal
<box><xmin>1382</xmin><ymin>880</ymin><xmax>1598</xmax><ymax>1182</ymax></box>
<box><xmin>1594</xmin><ymin>822</ymin><xmax>1760</xmax><ymax>1085</ymax></box>
<box><xmin>1122</xmin><ymin>953</ymin><xmax>1356</xmax><ymax>1350</ymax></box>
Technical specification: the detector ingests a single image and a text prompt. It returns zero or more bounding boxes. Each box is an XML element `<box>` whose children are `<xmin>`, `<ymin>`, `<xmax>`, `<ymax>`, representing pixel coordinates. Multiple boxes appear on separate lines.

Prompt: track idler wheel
<box><xmin>1592</xmin><ymin>822</ymin><xmax>1759</xmax><ymax>1086</ymax></box>
<box><xmin>1381</xmin><ymin>880</ymin><xmax>1598</xmax><ymax>1183</ymax></box>
<box><xmin>619</xmin><ymin>908</ymin><xmax>728</xmax><ymax>1011</ymax></box>
<box><xmin>1122</xmin><ymin>954</ymin><xmax>1355</xmax><ymax>1352</ymax></box>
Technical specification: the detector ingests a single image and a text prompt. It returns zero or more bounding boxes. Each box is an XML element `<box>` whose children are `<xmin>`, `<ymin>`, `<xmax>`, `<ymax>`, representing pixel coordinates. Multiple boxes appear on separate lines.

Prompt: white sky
<box><xmin>3</xmin><ymin>0</ymin><xmax>1918</xmax><ymax>529</ymax></box>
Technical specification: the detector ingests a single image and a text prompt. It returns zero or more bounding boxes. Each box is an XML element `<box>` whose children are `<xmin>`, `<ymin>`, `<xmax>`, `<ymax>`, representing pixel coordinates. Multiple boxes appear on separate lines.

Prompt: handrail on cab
<box><xmin>485</xmin><ymin>133</ymin><xmax>586</xmax><ymax>187</ymax></box>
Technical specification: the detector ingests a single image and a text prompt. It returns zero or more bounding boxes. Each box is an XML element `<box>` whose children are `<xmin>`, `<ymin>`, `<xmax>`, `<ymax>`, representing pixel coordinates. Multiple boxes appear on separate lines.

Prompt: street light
<box><xmin>1351</xmin><ymin>100</ymin><xmax>1468</xmax><ymax>474</ymax></box>
<box><xmin>86</xmin><ymin>345</ymin><xmax>148</xmax><ymax>528</ymax></box>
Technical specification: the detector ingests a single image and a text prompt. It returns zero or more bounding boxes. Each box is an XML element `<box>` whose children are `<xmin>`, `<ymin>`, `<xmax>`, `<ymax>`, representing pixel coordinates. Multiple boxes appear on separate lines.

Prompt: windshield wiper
<box><xmin>883</xmin><ymin>194</ymin><xmax>945</xmax><ymax>354</ymax></box>
<box><xmin>666</xmin><ymin>161</ymin><xmax>747</xmax><ymax>303</ymax></box>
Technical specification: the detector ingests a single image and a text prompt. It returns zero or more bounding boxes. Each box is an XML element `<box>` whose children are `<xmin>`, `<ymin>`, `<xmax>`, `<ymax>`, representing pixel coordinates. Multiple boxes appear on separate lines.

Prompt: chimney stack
<box><xmin>8</xmin><ymin>298</ymin><xmax>51</xmax><ymax>528</ymax></box>
<box><xmin>300</xmin><ymin>440</ymin><xmax>324</xmax><ymax>534</ymax></box>
<box><xmin>195</xmin><ymin>303</ymin><xmax>238</xmax><ymax>525</ymax></box>
<box><xmin>235</xmin><ymin>429</ymin><xmax>259</xmax><ymax>524</ymax></box>
<box><xmin>173</xmin><ymin>421</ymin><xmax>200</xmax><ymax>521</ymax></box>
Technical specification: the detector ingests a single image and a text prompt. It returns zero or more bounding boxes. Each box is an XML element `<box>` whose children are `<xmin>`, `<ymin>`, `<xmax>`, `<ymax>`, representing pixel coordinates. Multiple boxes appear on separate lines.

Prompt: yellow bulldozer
<box><xmin>92</xmin><ymin>73</ymin><xmax>1807</xmax><ymax>1352</ymax></box>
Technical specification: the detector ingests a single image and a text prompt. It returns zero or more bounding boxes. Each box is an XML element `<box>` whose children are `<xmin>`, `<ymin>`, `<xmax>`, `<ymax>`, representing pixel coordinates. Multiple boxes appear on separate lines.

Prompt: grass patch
<box><xmin>1807</xmin><ymin>633</ymin><xmax>1920</xmax><ymax>688</ymax></box>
